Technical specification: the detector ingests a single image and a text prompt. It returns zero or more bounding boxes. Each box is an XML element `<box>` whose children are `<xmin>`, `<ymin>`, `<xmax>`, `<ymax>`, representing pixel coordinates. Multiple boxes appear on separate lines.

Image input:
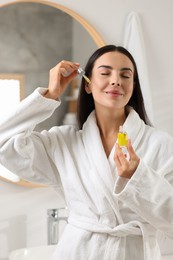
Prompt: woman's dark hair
<box><xmin>77</xmin><ymin>44</ymin><xmax>151</xmax><ymax>129</ymax></box>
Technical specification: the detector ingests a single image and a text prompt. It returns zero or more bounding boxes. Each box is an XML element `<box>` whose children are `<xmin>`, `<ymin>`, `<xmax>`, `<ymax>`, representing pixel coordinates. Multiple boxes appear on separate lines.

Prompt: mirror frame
<box><xmin>0</xmin><ymin>0</ymin><xmax>105</xmax><ymax>47</ymax></box>
<box><xmin>0</xmin><ymin>0</ymin><xmax>105</xmax><ymax>187</ymax></box>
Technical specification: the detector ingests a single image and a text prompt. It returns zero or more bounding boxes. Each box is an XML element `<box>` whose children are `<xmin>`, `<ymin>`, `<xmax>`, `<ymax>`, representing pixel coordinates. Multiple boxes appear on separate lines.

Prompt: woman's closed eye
<box><xmin>100</xmin><ymin>72</ymin><xmax>131</xmax><ymax>78</ymax></box>
<box><xmin>120</xmin><ymin>73</ymin><xmax>132</xmax><ymax>79</ymax></box>
<box><xmin>100</xmin><ymin>69</ymin><xmax>110</xmax><ymax>76</ymax></box>
<box><xmin>101</xmin><ymin>72</ymin><xmax>110</xmax><ymax>75</ymax></box>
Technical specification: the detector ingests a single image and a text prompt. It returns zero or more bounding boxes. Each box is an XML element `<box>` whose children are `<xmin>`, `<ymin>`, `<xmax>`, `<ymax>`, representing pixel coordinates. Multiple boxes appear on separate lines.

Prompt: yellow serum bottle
<box><xmin>117</xmin><ymin>125</ymin><xmax>130</xmax><ymax>160</ymax></box>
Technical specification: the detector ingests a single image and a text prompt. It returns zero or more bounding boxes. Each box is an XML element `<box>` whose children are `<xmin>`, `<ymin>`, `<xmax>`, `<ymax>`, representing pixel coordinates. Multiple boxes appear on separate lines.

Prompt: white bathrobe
<box><xmin>0</xmin><ymin>88</ymin><xmax>173</xmax><ymax>260</ymax></box>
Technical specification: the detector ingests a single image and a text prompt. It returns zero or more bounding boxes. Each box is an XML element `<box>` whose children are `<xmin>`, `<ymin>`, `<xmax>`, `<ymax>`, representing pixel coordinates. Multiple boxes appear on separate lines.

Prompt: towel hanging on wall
<box><xmin>123</xmin><ymin>11</ymin><xmax>154</xmax><ymax>123</ymax></box>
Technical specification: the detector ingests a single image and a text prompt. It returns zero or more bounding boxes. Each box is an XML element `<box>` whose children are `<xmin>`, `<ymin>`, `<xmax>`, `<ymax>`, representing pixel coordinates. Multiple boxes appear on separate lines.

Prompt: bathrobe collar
<box><xmin>82</xmin><ymin>107</ymin><xmax>145</xmax><ymax>218</ymax></box>
<box><xmin>82</xmin><ymin>109</ymin><xmax>115</xmax><ymax>189</ymax></box>
<box><xmin>123</xmin><ymin>106</ymin><xmax>146</xmax><ymax>150</ymax></box>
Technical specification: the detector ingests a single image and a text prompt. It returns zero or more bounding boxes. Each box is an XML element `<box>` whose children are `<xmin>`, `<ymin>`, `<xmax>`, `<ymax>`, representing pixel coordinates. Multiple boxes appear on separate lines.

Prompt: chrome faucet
<box><xmin>47</xmin><ymin>207</ymin><xmax>68</xmax><ymax>245</ymax></box>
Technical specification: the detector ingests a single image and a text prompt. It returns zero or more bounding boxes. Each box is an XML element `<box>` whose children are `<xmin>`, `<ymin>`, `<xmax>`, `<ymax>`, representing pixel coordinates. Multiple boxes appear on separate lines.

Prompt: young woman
<box><xmin>0</xmin><ymin>45</ymin><xmax>173</xmax><ymax>260</ymax></box>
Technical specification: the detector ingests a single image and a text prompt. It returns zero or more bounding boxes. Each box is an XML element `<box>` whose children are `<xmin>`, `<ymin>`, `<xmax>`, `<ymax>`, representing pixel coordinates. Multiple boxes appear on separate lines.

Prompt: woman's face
<box><xmin>86</xmin><ymin>51</ymin><xmax>134</xmax><ymax>112</ymax></box>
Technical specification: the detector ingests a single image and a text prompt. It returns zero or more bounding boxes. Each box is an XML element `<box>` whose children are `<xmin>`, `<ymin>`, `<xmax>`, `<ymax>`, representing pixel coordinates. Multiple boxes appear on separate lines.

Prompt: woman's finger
<box><xmin>127</xmin><ymin>139</ymin><xmax>139</xmax><ymax>161</ymax></box>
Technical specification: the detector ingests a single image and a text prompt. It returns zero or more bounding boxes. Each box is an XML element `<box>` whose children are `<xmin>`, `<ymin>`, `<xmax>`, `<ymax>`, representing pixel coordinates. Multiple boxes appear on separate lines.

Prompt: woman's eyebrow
<box><xmin>97</xmin><ymin>65</ymin><xmax>112</xmax><ymax>69</ymax></box>
<box><xmin>97</xmin><ymin>65</ymin><xmax>133</xmax><ymax>72</ymax></box>
<box><xmin>120</xmin><ymin>67</ymin><xmax>133</xmax><ymax>72</ymax></box>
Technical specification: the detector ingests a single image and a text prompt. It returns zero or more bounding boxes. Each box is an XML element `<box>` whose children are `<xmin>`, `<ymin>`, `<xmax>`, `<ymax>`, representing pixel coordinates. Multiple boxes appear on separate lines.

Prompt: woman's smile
<box><xmin>104</xmin><ymin>89</ymin><xmax>124</xmax><ymax>97</ymax></box>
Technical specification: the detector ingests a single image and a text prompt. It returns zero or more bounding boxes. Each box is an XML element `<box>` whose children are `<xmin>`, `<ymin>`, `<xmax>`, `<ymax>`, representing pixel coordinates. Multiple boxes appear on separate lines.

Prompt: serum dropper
<box><xmin>62</xmin><ymin>66</ymin><xmax>91</xmax><ymax>84</ymax></box>
<box><xmin>77</xmin><ymin>67</ymin><xmax>91</xmax><ymax>84</ymax></box>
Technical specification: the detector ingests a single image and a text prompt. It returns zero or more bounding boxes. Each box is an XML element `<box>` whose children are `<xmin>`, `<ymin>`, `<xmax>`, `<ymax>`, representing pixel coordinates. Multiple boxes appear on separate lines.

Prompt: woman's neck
<box><xmin>96</xmin><ymin>108</ymin><xmax>127</xmax><ymax>138</ymax></box>
<box><xmin>95</xmin><ymin>108</ymin><xmax>127</xmax><ymax>157</ymax></box>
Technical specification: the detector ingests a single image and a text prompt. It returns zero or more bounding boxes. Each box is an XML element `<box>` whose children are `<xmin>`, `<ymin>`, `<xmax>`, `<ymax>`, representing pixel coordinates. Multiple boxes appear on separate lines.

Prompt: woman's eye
<box><xmin>121</xmin><ymin>74</ymin><xmax>130</xmax><ymax>79</ymax></box>
<box><xmin>100</xmin><ymin>72</ymin><xmax>110</xmax><ymax>75</ymax></box>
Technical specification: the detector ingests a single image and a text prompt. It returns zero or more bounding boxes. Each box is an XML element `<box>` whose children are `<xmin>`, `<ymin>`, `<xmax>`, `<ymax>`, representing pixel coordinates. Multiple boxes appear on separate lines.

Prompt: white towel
<box><xmin>123</xmin><ymin>11</ymin><xmax>154</xmax><ymax>123</ymax></box>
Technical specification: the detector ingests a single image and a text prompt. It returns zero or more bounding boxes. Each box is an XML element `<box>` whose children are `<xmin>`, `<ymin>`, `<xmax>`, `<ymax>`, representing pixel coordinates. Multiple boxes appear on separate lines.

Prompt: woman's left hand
<box><xmin>114</xmin><ymin>139</ymin><xmax>140</xmax><ymax>178</ymax></box>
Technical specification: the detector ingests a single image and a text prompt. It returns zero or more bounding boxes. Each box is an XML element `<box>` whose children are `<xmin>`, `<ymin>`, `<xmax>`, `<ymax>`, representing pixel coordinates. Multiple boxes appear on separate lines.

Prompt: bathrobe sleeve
<box><xmin>0</xmin><ymin>88</ymin><xmax>62</xmax><ymax>187</ymax></box>
<box><xmin>113</xmin><ymin>130</ymin><xmax>173</xmax><ymax>238</ymax></box>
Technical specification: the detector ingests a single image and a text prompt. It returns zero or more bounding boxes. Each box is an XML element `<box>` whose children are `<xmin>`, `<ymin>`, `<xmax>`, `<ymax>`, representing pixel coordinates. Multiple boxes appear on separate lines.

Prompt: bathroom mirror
<box><xmin>0</xmin><ymin>0</ymin><xmax>105</xmax><ymax>186</ymax></box>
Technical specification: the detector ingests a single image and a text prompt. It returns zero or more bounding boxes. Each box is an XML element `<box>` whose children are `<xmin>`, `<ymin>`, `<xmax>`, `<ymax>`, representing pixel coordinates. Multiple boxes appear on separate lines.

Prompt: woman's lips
<box><xmin>105</xmin><ymin>90</ymin><xmax>123</xmax><ymax>96</ymax></box>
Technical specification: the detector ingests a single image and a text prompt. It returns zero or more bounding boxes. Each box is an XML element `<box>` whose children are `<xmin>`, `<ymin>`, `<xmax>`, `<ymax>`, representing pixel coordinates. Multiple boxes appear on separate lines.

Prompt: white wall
<box><xmin>0</xmin><ymin>0</ymin><xmax>173</xmax><ymax>259</ymax></box>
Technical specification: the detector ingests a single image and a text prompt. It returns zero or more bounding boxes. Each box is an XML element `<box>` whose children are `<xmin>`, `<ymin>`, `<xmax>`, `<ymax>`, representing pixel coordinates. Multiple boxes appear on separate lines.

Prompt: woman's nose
<box><xmin>111</xmin><ymin>74</ymin><xmax>120</xmax><ymax>86</ymax></box>
<box><xmin>111</xmin><ymin>82</ymin><xmax>120</xmax><ymax>86</ymax></box>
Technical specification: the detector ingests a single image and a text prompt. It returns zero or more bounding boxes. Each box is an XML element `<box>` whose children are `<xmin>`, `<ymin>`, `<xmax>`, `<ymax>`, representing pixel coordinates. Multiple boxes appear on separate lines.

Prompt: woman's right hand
<box><xmin>44</xmin><ymin>60</ymin><xmax>80</xmax><ymax>100</ymax></box>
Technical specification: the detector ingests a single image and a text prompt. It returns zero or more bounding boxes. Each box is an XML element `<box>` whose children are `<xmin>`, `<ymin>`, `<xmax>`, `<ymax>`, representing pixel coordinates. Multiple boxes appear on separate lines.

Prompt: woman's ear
<box><xmin>85</xmin><ymin>84</ymin><xmax>92</xmax><ymax>94</ymax></box>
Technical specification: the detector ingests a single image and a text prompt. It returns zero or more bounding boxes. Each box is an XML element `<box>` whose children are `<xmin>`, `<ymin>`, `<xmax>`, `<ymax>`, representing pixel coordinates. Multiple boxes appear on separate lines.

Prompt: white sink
<box><xmin>9</xmin><ymin>245</ymin><xmax>56</xmax><ymax>260</ymax></box>
<box><xmin>8</xmin><ymin>245</ymin><xmax>173</xmax><ymax>260</ymax></box>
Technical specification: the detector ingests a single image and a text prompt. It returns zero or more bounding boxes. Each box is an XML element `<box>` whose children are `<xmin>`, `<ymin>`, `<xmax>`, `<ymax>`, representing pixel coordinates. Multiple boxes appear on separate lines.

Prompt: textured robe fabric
<box><xmin>0</xmin><ymin>88</ymin><xmax>173</xmax><ymax>260</ymax></box>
